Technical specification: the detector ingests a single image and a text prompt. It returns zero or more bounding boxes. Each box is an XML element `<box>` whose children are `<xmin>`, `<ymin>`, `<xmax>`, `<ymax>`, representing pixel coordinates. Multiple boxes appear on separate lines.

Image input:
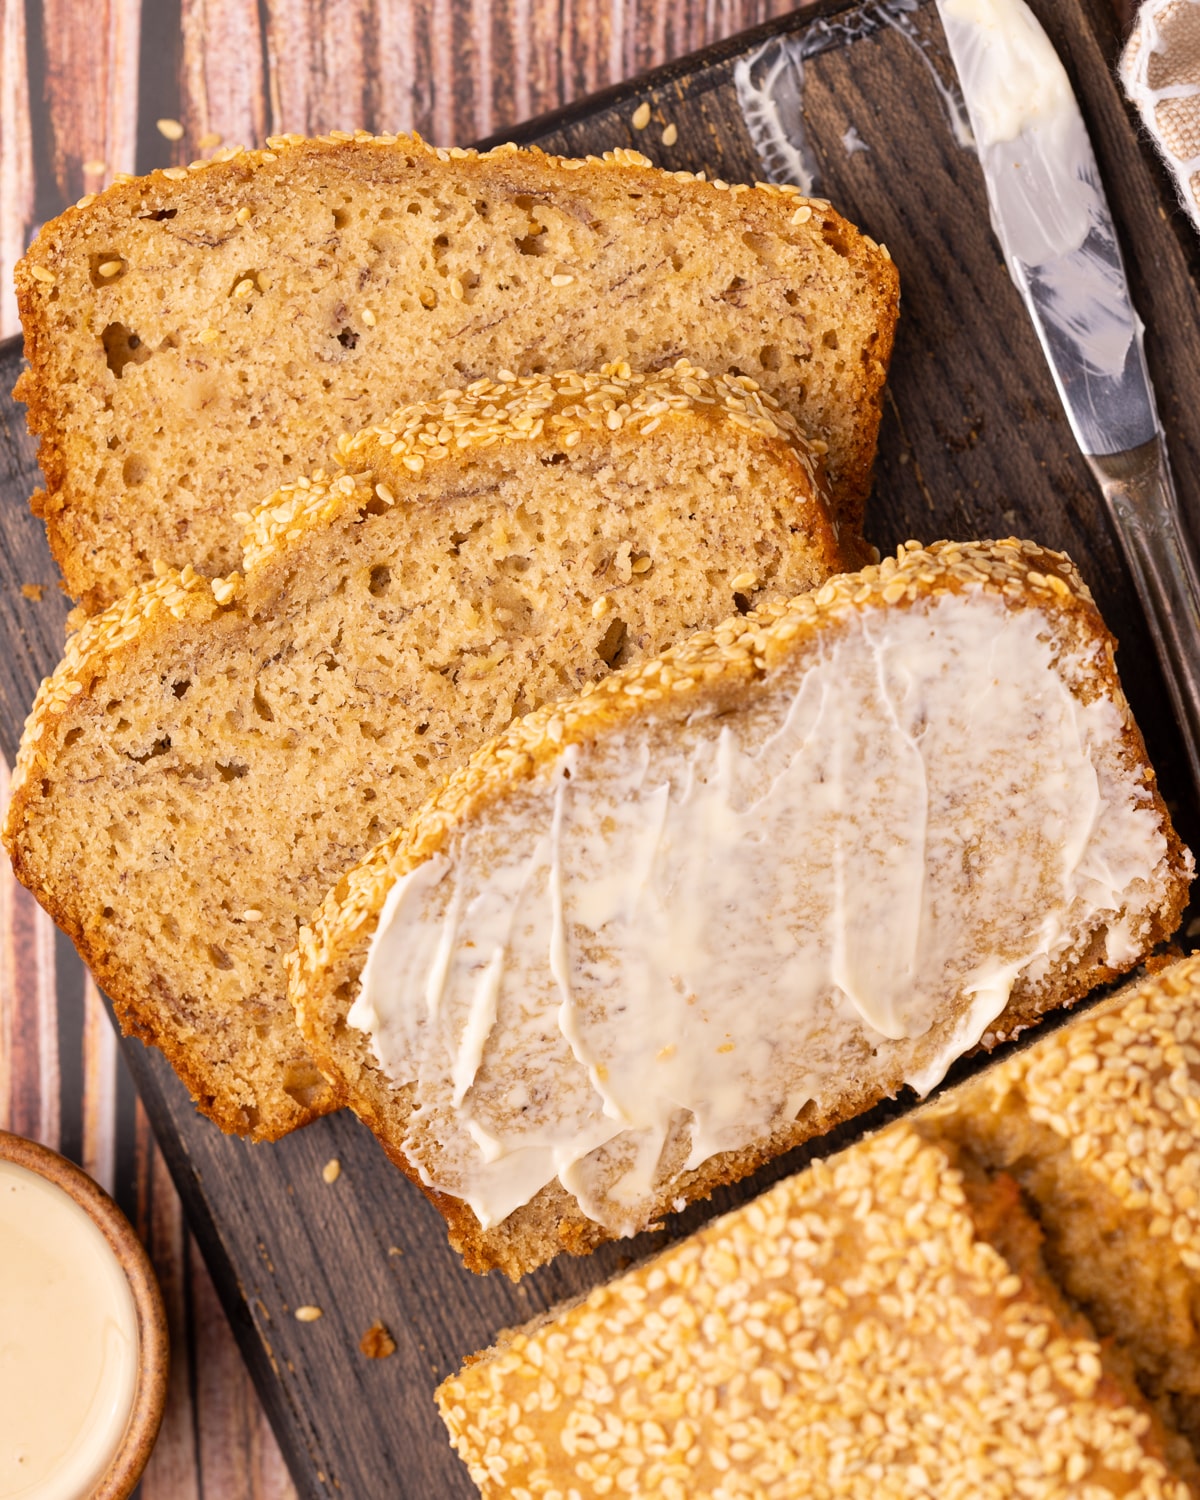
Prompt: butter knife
<box><xmin>937</xmin><ymin>0</ymin><xmax>1200</xmax><ymax>799</ymax></box>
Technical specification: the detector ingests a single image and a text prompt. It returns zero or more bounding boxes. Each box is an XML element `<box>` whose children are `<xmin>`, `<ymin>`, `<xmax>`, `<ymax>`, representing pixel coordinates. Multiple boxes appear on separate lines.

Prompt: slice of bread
<box><xmin>290</xmin><ymin>539</ymin><xmax>1191</xmax><ymax>1278</ymax></box>
<box><xmin>924</xmin><ymin>953</ymin><xmax>1200</xmax><ymax>1457</ymax></box>
<box><xmin>438</xmin><ymin>1123</ymin><xmax>1200</xmax><ymax>1498</ymax></box>
<box><xmin>14</xmin><ymin>132</ymin><xmax>897</xmax><ymax>612</ymax></box>
<box><xmin>2</xmin><ymin>365</ymin><xmax>852</xmax><ymax>1141</ymax></box>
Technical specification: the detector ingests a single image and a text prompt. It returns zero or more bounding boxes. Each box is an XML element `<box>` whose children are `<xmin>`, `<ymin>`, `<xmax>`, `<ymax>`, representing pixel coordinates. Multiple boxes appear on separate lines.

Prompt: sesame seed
<box><xmin>161</xmin><ymin>166</ymin><xmax>188</xmax><ymax>181</ymax></box>
<box><xmin>233</xmin><ymin>278</ymin><xmax>255</xmax><ymax>298</ymax></box>
<box><xmin>362</xmin><ymin>307</ymin><xmax>377</xmax><ymax>326</ymax></box>
<box><xmin>631</xmin><ymin>102</ymin><xmax>652</xmax><ymax>130</ymax></box>
<box><xmin>592</xmin><ymin>596</ymin><xmax>610</xmax><ymax>618</ymax></box>
<box><xmin>235</xmin><ymin>205</ymin><xmax>252</xmax><ymax>224</ymax></box>
<box><xmin>241</xmin><ymin>908</ymin><xmax>263</xmax><ymax>922</ymax></box>
<box><xmin>661</xmin><ymin>123</ymin><xmax>678</xmax><ymax>146</ymax></box>
<box><xmin>97</xmin><ymin>260</ymin><xmax>123</xmax><ymax>278</ymax></box>
<box><xmin>449</xmin><ymin>277</ymin><xmax>464</xmax><ymax>300</ymax></box>
<box><xmin>156</xmin><ymin>117</ymin><xmax>185</xmax><ymax>141</ymax></box>
<box><xmin>82</xmin><ymin>158</ymin><xmax>106</xmax><ymax>176</ymax></box>
<box><xmin>198</xmin><ymin>131</ymin><xmax>222</xmax><ymax>150</ymax></box>
<box><xmin>198</xmin><ymin>328</ymin><xmax>220</xmax><ymax>344</ymax></box>
<box><xmin>30</xmin><ymin>265</ymin><xmax>55</xmax><ymax>284</ymax></box>
<box><xmin>294</xmin><ymin>1305</ymin><xmax>323</xmax><ymax>1322</ymax></box>
<box><xmin>550</xmin><ymin>273</ymin><xmax>574</xmax><ymax>287</ymax></box>
<box><xmin>322</xmin><ymin>1158</ymin><xmax>341</xmax><ymax>1184</ymax></box>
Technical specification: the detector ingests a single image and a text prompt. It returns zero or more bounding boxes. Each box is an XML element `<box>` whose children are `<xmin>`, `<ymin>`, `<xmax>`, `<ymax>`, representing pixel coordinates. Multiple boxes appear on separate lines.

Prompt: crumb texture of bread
<box><xmin>291</xmin><ymin>539</ymin><xmax>1191</xmax><ymax>1276</ymax></box>
<box><xmin>15</xmin><ymin>133</ymin><xmax>898</xmax><ymax>609</ymax></box>
<box><xmin>437</xmin><ymin>1123</ymin><xmax>1198</xmax><ymax>1499</ymax></box>
<box><xmin>2</xmin><ymin>368</ymin><xmax>847</xmax><ymax>1140</ymax></box>
<box><xmin>927</xmin><ymin>952</ymin><xmax>1200</xmax><ymax>1459</ymax></box>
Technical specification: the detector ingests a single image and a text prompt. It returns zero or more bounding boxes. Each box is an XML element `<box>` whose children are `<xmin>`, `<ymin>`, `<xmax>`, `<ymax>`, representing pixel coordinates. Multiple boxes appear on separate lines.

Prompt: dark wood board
<box><xmin>3</xmin><ymin>0</ymin><xmax>1200</xmax><ymax>1492</ymax></box>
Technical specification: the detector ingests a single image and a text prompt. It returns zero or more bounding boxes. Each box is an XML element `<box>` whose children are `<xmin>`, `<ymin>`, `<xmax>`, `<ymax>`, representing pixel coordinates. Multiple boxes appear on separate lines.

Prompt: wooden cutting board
<box><xmin>3</xmin><ymin>0</ymin><xmax>1199</xmax><ymax>1492</ymax></box>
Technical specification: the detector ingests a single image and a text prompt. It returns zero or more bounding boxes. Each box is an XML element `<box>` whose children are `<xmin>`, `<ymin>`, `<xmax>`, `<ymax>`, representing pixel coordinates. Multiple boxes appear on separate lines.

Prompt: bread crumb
<box><xmin>21</xmin><ymin>584</ymin><xmax>44</xmax><ymax>601</ymax></box>
<box><xmin>631</xmin><ymin>102</ymin><xmax>652</xmax><ymax>131</ymax></box>
<box><xmin>359</xmin><ymin>1321</ymin><xmax>397</xmax><ymax>1359</ymax></box>
<box><xmin>156</xmin><ymin>118</ymin><xmax>185</xmax><ymax>141</ymax></box>
<box><xmin>322</xmin><ymin>1158</ymin><xmax>341</xmax><ymax>1184</ymax></box>
<box><xmin>294</xmin><ymin>1305</ymin><xmax>323</xmax><ymax>1322</ymax></box>
<box><xmin>661</xmin><ymin>123</ymin><xmax>678</xmax><ymax>147</ymax></box>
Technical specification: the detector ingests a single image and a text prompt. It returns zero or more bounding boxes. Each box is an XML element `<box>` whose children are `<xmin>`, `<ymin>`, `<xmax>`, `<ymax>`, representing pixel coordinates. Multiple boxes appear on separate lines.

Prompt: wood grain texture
<box><xmin>1</xmin><ymin>0</ymin><xmax>1197</xmax><ymax>1495</ymax></box>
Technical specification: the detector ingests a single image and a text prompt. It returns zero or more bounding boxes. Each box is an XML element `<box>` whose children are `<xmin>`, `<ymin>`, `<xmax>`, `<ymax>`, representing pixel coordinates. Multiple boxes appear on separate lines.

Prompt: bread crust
<box><xmin>13</xmin><ymin>132</ymin><xmax>898</xmax><ymax>610</ymax></box>
<box><xmin>290</xmin><ymin>538</ymin><xmax>1192</xmax><ymax>1274</ymax></box>
<box><xmin>436</xmin><ymin>1122</ymin><xmax>1198</xmax><ymax>1498</ymax></box>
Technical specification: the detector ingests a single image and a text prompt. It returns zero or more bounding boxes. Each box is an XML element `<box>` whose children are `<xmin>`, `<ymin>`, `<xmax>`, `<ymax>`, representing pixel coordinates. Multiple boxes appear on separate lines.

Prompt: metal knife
<box><xmin>937</xmin><ymin>0</ymin><xmax>1200</xmax><ymax>800</ymax></box>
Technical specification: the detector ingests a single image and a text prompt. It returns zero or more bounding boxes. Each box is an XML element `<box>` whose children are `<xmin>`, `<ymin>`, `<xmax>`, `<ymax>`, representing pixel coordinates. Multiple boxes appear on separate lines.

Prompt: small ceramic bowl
<box><xmin>0</xmin><ymin>1129</ymin><xmax>168</xmax><ymax>1500</ymax></box>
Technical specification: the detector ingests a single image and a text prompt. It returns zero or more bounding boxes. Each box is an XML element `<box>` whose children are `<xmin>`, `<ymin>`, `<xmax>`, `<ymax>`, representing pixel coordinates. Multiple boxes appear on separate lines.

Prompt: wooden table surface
<box><xmin>0</xmin><ymin>0</ymin><xmax>802</xmax><ymax>1490</ymax></box>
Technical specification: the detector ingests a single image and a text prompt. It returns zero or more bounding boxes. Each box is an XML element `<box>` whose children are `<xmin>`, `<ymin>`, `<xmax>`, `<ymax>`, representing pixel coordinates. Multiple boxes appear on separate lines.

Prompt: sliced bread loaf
<box><xmin>290</xmin><ymin>540</ymin><xmax>1191</xmax><ymax>1277</ymax></box>
<box><xmin>14</xmin><ymin>132</ymin><xmax>897</xmax><ymax>611</ymax></box>
<box><xmin>923</xmin><ymin>953</ymin><xmax>1200</xmax><ymax>1456</ymax></box>
<box><xmin>438</xmin><ymin>1123</ymin><xmax>1200</xmax><ymax>1497</ymax></box>
<box><xmin>3</xmin><ymin>365</ymin><xmax>851</xmax><ymax>1140</ymax></box>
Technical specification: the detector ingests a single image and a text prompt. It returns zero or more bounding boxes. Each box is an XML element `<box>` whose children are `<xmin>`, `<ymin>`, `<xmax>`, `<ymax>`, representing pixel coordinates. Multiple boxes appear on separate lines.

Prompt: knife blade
<box><xmin>936</xmin><ymin>0</ymin><xmax>1200</xmax><ymax>800</ymax></box>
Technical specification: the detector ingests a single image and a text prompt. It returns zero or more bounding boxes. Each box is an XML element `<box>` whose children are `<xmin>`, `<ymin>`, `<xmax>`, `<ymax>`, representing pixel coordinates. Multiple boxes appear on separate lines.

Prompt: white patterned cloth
<box><xmin>1122</xmin><ymin>0</ymin><xmax>1200</xmax><ymax>232</ymax></box>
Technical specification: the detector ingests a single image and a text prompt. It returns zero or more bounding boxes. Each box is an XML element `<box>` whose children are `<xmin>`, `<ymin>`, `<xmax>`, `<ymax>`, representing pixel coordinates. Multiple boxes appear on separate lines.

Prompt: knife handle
<box><xmin>1089</xmin><ymin>436</ymin><xmax>1200</xmax><ymax>804</ymax></box>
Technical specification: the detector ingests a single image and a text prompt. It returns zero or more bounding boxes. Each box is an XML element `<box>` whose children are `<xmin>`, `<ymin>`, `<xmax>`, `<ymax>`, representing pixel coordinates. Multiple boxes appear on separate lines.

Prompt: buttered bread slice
<box><xmin>291</xmin><ymin>540</ymin><xmax>1191</xmax><ymax>1277</ymax></box>
<box><xmin>4</xmin><ymin>365</ymin><xmax>849</xmax><ymax>1140</ymax></box>
<box><xmin>15</xmin><ymin>131</ymin><xmax>898</xmax><ymax>610</ymax></box>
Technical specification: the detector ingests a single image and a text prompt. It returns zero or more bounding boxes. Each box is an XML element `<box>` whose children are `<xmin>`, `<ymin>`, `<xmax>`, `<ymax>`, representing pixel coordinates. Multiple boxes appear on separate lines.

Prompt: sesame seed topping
<box><xmin>661</xmin><ymin>123</ymin><xmax>678</xmax><ymax>146</ymax></box>
<box><xmin>362</xmin><ymin>307</ymin><xmax>377</xmax><ymax>326</ymax></box>
<box><xmin>631</xmin><ymin>101</ymin><xmax>652</xmax><ymax>130</ymax></box>
<box><xmin>437</xmin><ymin>1121</ymin><xmax>1186</xmax><ymax>1497</ymax></box>
<box><xmin>294</xmin><ymin>1305</ymin><xmax>323</xmax><ymax>1322</ymax></box>
<box><xmin>97</xmin><ymin>260</ymin><xmax>123</xmax><ymax>278</ymax></box>
<box><xmin>29</xmin><ymin>265</ymin><xmax>55</xmax><ymax>284</ymax></box>
<box><xmin>235</xmin><ymin>205</ymin><xmax>252</xmax><ymax>224</ymax></box>
<box><xmin>156</xmin><ymin>117</ymin><xmax>184</xmax><ymax>141</ymax></box>
<box><xmin>322</xmin><ymin>1158</ymin><xmax>341</xmax><ymax>1184</ymax></box>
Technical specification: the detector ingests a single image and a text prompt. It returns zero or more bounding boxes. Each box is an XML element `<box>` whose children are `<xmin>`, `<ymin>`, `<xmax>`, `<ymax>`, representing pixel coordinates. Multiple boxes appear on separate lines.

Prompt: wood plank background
<box><xmin>0</xmin><ymin>0</ymin><xmax>811</xmax><ymax>1488</ymax></box>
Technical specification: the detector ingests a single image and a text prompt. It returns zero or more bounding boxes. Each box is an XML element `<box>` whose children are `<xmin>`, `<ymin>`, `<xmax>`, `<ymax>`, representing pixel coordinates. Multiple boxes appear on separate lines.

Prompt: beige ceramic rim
<box><xmin>0</xmin><ymin>1128</ymin><xmax>169</xmax><ymax>1500</ymax></box>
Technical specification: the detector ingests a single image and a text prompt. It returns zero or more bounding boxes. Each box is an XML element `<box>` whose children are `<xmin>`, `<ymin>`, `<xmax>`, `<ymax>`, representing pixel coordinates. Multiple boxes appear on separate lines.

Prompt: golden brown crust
<box><xmin>289</xmin><ymin>537</ymin><xmax>1191</xmax><ymax>1275</ymax></box>
<box><xmin>15</xmin><ymin>131</ymin><xmax>898</xmax><ymax>609</ymax></box>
